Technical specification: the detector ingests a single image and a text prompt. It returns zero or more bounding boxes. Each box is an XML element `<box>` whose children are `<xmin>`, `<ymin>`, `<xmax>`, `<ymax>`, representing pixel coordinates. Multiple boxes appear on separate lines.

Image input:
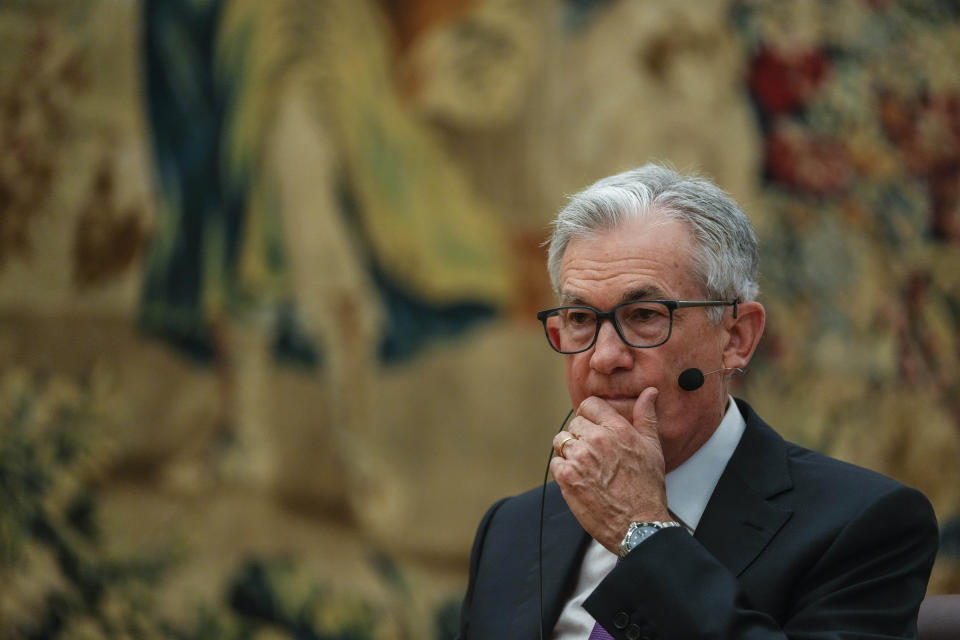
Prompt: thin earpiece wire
<box><xmin>539</xmin><ymin>408</ymin><xmax>574</xmax><ymax>640</ymax></box>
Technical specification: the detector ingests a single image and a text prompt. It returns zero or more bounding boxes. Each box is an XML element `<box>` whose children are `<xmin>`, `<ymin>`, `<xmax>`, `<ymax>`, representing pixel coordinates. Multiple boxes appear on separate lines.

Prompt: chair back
<box><xmin>918</xmin><ymin>594</ymin><xmax>960</xmax><ymax>640</ymax></box>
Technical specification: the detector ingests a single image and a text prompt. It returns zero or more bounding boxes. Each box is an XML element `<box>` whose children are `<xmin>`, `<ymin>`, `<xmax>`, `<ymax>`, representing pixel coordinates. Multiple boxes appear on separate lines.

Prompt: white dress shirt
<box><xmin>551</xmin><ymin>397</ymin><xmax>747</xmax><ymax>640</ymax></box>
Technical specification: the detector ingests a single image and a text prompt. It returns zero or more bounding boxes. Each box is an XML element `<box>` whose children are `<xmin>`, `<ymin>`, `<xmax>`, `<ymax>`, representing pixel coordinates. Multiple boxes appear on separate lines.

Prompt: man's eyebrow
<box><xmin>621</xmin><ymin>287</ymin><xmax>667</xmax><ymax>302</ymax></box>
<box><xmin>560</xmin><ymin>292</ymin><xmax>587</xmax><ymax>305</ymax></box>
<box><xmin>559</xmin><ymin>287</ymin><xmax>669</xmax><ymax>306</ymax></box>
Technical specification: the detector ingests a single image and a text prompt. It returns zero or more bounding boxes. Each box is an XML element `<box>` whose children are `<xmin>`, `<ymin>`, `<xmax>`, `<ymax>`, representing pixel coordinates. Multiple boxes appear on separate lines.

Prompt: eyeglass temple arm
<box><xmin>674</xmin><ymin>299</ymin><xmax>740</xmax><ymax>318</ymax></box>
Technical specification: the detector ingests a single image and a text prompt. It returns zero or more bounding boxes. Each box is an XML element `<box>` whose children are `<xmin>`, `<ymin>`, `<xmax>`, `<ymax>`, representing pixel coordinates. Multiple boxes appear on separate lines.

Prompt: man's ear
<box><xmin>723</xmin><ymin>301</ymin><xmax>765</xmax><ymax>369</ymax></box>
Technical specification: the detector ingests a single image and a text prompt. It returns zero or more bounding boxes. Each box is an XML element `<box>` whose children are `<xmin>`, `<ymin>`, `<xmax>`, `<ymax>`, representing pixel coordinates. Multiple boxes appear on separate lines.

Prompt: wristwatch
<box><xmin>618</xmin><ymin>521</ymin><xmax>683</xmax><ymax>557</ymax></box>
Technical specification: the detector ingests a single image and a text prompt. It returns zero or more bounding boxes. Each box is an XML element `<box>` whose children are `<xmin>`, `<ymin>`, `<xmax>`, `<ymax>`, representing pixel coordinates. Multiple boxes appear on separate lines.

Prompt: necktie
<box><xmin>588</xmin><ymin>619</ymin><xmax>614</xmax><ymax>640</ymax></box>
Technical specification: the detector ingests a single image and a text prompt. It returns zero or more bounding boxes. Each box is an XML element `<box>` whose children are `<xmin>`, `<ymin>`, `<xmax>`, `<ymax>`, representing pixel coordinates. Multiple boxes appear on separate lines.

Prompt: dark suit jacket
<box><xmin>458</xmin><ymin>399</ymin><xmax>939</xmax><ymax>639</ymax></box>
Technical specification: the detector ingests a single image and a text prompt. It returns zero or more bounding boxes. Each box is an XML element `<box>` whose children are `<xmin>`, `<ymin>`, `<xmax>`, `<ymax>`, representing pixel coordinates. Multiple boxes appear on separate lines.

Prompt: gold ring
<box><xmin>558</xmin><ymin>435</ymin><xmax>577</xmax><ymax>459</ymax></box>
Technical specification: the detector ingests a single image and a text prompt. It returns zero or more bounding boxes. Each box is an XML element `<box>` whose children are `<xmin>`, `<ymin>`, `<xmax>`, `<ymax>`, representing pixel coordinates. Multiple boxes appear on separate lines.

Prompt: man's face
<box><xmin>558</xmin><ymin>215</ymin><xmax>731</xmax><ymax>471</ymax></box>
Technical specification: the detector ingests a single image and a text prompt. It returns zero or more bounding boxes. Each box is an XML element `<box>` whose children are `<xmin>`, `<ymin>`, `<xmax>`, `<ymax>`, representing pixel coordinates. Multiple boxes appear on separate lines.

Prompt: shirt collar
<box><xmin>665</xmin><ymin>396</ymin><xmax>745</xmax><ymax>532</ymax></box>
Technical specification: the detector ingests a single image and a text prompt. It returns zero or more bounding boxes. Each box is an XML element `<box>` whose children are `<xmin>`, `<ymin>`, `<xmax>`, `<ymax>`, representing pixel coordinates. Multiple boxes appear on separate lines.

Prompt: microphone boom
<box><xmin>678</xmin><ymin>367</ymin><xmax>744</xmax><ymax>391</ymax></box>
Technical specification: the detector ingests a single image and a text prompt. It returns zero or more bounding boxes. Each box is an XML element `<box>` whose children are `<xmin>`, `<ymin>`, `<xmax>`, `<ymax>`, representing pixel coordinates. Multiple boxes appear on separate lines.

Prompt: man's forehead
<box><xmin>556</xmin><ymin>215</ymin><xmax>700</xmax><ymax>302</ymax></box>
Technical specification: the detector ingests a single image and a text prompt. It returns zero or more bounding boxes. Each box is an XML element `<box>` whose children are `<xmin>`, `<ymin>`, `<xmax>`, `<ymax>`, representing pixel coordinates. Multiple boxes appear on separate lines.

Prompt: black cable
<box><xmin>538</xmin><ymin>408</ymin><xmax>574</xmax><ymax>640</ymax></box>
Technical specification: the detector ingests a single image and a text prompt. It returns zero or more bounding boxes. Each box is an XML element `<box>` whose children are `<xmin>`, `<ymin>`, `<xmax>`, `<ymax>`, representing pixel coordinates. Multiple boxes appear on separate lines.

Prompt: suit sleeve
<box><xmin>456</xmin><ymin>497</ymin><xmax>509</xmax><ymax>640</ymax></box>
<box><xmin>583</xmin><ymin>485</ymin><xmax>939</xmax><ymax>639</ymax></box>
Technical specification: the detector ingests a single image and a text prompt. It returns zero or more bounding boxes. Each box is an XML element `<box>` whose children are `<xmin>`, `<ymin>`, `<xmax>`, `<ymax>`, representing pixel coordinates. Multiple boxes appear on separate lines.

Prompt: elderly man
<box><xmin>457</xmin><ymin>164</ymin><xmax>938</xmax><ymax>639</ymax></box>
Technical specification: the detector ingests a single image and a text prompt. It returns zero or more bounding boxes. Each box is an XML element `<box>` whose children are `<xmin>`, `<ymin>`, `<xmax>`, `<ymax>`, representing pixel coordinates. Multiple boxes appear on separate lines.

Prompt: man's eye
<box><xmin>623</xmin><ymin>306</ymin><xmax>660</xmax><ymax>322</ymax></box>
<box><xmin>567</xmin><ymin>311</ymin><xmax>593</xmax><ymax>325</ymax></box>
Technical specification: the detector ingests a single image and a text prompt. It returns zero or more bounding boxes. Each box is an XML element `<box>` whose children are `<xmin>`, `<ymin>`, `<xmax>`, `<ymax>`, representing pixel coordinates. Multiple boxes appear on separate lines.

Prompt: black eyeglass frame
<box><xmin>535</xmin><ymin>299</ymin><xmax>739</xmax><ymax>354</ymax></box>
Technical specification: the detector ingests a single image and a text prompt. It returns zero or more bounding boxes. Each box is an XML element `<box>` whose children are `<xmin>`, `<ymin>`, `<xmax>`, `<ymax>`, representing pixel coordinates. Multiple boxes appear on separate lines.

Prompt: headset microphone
<box><xmin>678</xmin><ymin>367</ymin><xmax>744</xmax><ymax>391</ymax></box>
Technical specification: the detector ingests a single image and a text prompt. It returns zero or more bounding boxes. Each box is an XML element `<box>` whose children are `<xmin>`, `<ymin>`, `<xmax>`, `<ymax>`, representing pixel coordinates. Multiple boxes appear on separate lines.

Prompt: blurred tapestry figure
<box><xmin>138</xmin><ymin>0</ymin><xmax>513</xmax><ymax>493</ymax></box>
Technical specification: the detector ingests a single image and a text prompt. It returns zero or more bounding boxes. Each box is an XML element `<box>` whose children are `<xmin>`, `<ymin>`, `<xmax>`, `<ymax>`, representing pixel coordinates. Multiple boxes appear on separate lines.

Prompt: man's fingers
<box><xmin>575</xmin><ymin>396</ymin><xmax>631</xmax><ymax>428</ymax></box>
<box><xmin>632</xmin><ymin>386</ymin><xmax>659</xmax><ymax>434</ymax></box>
<box><xmin>553</xmin><ymin>431</ymin><xmax>580</xmax><ymax>458</ymax></box>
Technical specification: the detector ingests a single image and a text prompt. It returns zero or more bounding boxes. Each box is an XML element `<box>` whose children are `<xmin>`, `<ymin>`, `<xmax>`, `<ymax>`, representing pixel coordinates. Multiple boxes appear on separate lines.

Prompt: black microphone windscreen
<box><xmin>678</xmin><ymin>368</ymin><xmax>705</xmax><ymax>391</ymax></box>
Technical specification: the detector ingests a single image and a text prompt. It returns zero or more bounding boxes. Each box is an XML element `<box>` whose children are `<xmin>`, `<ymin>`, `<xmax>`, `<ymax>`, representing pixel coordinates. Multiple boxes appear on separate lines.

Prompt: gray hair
<box><xmin>546</xmin><ymin>163</ymin><xmax>759</xmax><ymax>323</ymax></box>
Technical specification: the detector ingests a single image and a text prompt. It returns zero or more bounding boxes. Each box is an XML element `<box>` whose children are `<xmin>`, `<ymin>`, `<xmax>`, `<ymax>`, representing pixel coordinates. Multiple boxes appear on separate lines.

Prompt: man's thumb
<box><xmin>633</xmin><ymin>386</ymin><xmax>659</xmax><ymax>433</ymax></box>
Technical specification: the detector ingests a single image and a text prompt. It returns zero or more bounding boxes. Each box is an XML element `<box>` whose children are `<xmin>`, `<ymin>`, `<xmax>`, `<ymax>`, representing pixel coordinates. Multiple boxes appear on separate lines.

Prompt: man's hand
<box><xmin>550</xmin><ymin>387</ymin><xmax>672</xmax><ymax>554</ymax></box>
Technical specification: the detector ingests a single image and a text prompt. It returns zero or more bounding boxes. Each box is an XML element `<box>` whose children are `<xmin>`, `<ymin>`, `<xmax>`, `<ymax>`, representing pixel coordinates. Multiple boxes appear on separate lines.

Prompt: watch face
<box><xmin>631</xmin><ymin>526</ymin><xmax>656</xmax><ymax>544</ymax></box>
<box><xmin>621</xmin><ymin>525</ymin><xmax>658</xmax><ymax>556</ymax></box>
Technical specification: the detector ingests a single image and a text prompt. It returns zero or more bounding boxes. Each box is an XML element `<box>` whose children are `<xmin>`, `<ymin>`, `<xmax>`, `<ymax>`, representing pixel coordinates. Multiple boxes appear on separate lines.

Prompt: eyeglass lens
<box><xmin>543</xmin><ymin>301</ymin><xmax>672</xmax><ymax>353</ymax></box>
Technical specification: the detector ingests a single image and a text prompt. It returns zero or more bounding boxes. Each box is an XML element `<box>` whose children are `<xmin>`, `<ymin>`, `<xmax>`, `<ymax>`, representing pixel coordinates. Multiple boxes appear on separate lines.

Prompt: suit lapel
<box><xmin>695</xmin><ymin>399</ymin><xmax>794</xmax><ymax>576</ymax></box>
<box><xmin>511</xmin><ymin>484</ymin><xmax>590</xmax><ymax>638</ymax></box>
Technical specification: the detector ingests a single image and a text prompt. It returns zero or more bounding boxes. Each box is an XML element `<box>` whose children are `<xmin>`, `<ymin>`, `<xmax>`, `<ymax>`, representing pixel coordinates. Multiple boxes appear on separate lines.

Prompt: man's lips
<box><xmin>592</xmin><ymin>394</ymin><xmax>639</xmax><ymax>408</ymax></box>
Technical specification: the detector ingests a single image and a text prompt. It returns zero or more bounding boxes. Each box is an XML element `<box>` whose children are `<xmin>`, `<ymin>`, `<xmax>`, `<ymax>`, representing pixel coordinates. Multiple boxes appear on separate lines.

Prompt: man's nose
<box><xmin>589</xmin><ymin>318</ymin><xmax>634</xmax><ymax>373</ymax></box>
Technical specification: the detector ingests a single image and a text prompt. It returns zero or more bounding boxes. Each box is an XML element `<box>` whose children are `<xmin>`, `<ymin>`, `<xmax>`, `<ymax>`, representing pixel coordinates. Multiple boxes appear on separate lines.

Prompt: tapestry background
<box><xmin>2</xmin><ymin>0</ymin><xmax>959</xmax><ymax>638</ymax></box>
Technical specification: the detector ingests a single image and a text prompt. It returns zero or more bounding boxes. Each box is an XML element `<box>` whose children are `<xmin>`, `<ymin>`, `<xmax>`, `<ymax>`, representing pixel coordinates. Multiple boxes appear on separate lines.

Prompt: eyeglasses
<box><xmin>536</xmin><ymin>299</ymin><xmax>739</xmax><ymax>354</ymax></box>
